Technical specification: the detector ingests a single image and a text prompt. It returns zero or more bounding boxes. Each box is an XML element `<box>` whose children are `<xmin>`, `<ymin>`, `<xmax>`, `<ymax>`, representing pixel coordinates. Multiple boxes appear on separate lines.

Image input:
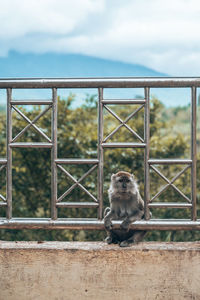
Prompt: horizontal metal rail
<box><xmin>102</xmin><ymin>99</ymin><xmax>146</xmax><ymax>104</ymax></box>
<box><xmin>148</xmin><ymin>203</ymin><xmax>192</xmax><ymax>208</ymax></box>
<box><xmin>55</xmin><ymin>159</ymin><xmax>99</xmax><ymax>164</ymax></box>
<box><xmin>0</xmin><ymin>77</ymin><xmax>198</xmax><ymax>231</ymax></box>
<box><xmin>9</xmin><ymin>142</ymin><xmax>53</xmax><ymax>148</ymax></box>
<box><xmin>148</xmin><ymin>159</ymin><xmax>192</xmax><ymax>165</ymax></box>
<box><xmin>10</xmin><ymin>100</ymin><xmax>53</xmax><ymax>105</ymax></box>
<box><xmin>102</xmin><ymin>142</ymin><xmax>146</xmax><ymax>148</ymax></box>
<box><xmin>0</xmin><ymin>218</ymin><xmax>200</xmax><ymax>230</ymax></box>
<box><xmin>1</xmin><ymin>77</ymin><xmax>200</xmax><ymax>88</ymax></box>
<box><xmin>0</xmin><ymin>159</ymin><xmax>7</xmax><ymax>164</ymax></box>
<box><xmin>56</xmin><ymin>202</ymin><xmax>99</xmax><ymax>208</ymax></box>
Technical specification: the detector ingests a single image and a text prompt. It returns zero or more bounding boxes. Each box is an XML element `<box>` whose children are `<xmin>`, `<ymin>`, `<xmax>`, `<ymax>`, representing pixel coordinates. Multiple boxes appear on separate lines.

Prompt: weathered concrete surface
<box><xmin>0</xmin><ymin>241</ymin><xmax>200</xmax><ymax>300</ymax></box>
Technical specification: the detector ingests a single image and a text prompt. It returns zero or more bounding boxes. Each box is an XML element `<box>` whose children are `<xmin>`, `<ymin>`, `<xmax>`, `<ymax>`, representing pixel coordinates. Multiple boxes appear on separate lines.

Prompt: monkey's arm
<box><xmin>120</xmin><ymin>209</ymin><xmax>144</xmax><ymax>231</ymax></box>
<box><xmin>104</xmin><ymin>209</ymin><xmax>116</xmax><ymax>231</ymax></box>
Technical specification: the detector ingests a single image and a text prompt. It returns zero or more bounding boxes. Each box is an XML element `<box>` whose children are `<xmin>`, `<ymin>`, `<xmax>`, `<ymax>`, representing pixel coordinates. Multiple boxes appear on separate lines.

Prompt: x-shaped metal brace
<box><xmin>12</xmin><ymin>105</ymin><xmax>52</xmax><ymax>143</ymax></box>
<box><xmin>0</xmin><ymin>164</ymin><xmax>6</xmax><ymax>202</ymax></box>
<box><xmin>57</xmin><ymin>164</ymin><xmax>98</xmax><ymax>203</ymax></box>
<box><xmin>150</xmin><ymin>165</ymin><xmax>191</xmax><ymax>203</ymax></box>
<box><xmin>103</xmin><ymin>104</ymin><xmax>145</xmax><ymax>143</ymax></box>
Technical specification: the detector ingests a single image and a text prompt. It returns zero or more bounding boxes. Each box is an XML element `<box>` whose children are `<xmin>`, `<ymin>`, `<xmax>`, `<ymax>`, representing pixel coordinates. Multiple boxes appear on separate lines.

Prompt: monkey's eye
<box><xmin>126</xmin><ymin>179</ymin><xmax>130</xmax><ymax>183</ymax></box>
<box><xmin>119</xmin><ymin>179</ymin><xmax>123</xmax><ymax>182</ymax></box>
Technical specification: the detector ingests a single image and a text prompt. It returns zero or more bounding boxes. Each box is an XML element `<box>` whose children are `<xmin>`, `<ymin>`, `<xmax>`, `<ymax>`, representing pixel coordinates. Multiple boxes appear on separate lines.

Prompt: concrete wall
<box><xmin>0</xmin><ymin>241</ymin><xmax>200</xmax><ymax>300</ymax></box>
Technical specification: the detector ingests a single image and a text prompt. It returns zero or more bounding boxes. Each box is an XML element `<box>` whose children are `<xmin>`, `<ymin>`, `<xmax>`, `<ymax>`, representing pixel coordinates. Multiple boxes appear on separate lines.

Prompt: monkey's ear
<box><xmin>111</xmin><ymin>173</ymin><xmax>116</xmax><ymax>179</ymax></box>
<box><xmin>131</xmin><ymin>174</ymin><xmax>135</xmax><ymax>179</ymax></box>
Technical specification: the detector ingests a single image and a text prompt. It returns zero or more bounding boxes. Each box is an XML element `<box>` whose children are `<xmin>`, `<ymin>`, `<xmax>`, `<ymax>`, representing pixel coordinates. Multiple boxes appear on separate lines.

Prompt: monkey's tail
<box><xmin>104</xmin><ymin>207</ymin><xmax>110</xmax><ymax>217</ymax></box>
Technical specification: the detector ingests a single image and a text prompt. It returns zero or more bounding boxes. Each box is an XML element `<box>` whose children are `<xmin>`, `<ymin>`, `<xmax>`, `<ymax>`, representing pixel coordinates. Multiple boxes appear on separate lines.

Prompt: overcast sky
<box><xmin>1</xmin><ymin>0</ymin><xmax>200</xmax><ymax>75</ymax></box>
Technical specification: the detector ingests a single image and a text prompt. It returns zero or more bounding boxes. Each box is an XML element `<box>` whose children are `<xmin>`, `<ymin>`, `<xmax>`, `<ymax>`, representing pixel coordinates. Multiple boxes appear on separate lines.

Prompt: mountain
<box><xmin>0</xmin><ymin>51</ymin><xmax>191</xmax><ymax>106</ymax></box>
<box><xmin>0</xmin><ymin>51</ymin><xmax>165</xmax><ymax>77</ymax></box>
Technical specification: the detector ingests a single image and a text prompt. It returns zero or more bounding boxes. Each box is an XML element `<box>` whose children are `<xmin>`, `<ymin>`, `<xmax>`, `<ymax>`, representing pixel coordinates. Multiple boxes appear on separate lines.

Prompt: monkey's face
<box><xmin>112</xmin><ymin>173</ymin><xmax>135</xmax><ymax>194</ymax></box>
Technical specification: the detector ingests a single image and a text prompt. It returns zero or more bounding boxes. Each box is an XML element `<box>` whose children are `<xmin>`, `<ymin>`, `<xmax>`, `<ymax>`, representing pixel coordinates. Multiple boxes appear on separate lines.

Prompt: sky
<box><xmin>0</xmin><ymin>0</ymin><xmax>200</xmax><ymax>75</ymax></box>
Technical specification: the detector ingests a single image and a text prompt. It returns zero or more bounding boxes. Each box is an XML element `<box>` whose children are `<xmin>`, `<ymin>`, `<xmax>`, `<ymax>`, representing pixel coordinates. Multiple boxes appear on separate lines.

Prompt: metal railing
<box><xmin>0</xmin><ymin>77</ymin><xmax>200</xmax><ymax>230</ymax></box>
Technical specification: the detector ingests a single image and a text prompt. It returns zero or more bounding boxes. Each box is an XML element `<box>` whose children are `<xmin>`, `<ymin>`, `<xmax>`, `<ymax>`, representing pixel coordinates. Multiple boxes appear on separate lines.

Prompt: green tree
<box><xmin>0</xmin><ymin>95</ymin><xmax>199</xmax><ymax>242</ymax></box>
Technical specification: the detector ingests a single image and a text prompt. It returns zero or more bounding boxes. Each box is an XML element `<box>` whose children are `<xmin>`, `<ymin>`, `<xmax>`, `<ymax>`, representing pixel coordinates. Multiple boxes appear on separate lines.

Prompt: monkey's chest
<box><xmin>115</xmin><ymin>204</ymin><xmax>133</xmax><ymax>219</ymax></box>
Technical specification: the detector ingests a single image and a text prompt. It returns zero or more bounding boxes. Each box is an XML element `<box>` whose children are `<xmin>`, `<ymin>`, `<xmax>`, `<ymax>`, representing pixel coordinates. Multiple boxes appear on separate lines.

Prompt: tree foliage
<box><xmin>0</xmin><ymin>94</ymin><xmax>199</xmax><ymax>242</ymax></box>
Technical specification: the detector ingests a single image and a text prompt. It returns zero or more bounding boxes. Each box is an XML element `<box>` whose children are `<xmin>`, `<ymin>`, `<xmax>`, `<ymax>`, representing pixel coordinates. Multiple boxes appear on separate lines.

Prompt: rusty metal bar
<box><xmin>11</xmin><ymin>100</ymin><xmax>53</xmax><ymax>105</ymax></box>
<box><xmin>51</xmin><ymin>88</ymin><xmax>57</xmax><ymax>220</ymax></box>
<box><xmin>6</xmin><ymin>88</ymin><xmax>12</xmax><ymax>219</ymax></box>
<box><xmin>0</xmin><ymin>218</ymin><xmax>200</xmax><ymax>230</ymax></box>
<box><xmin>2</xmin><ymin>77</ymin><xmax>200</xmax><ymax>89</ymax></box>
<box><xmin>144</xmin><ymin>87</ymin><xmax>150</xmax><ymax>220</ymax></box>
<box><xmin>191</xmin><ymin>86</ymin><xmax>197</xmax><ymax>220</ymax></box>
<box><xmin>98</xmin><ymin>88</ymin><xmax>104</xmax><ymax>219</ymax></box>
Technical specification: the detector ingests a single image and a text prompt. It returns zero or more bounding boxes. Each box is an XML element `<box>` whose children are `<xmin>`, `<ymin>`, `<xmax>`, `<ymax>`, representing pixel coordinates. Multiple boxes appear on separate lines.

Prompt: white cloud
<box><xmin>1</xmin><ymin>0</ymin><xmax>200</xmax><ymax>75</ymax></box>
<box><xmin>0</xmin><ymin>0</ymin><xmax>104</xmax><ymax>38</ymax></box>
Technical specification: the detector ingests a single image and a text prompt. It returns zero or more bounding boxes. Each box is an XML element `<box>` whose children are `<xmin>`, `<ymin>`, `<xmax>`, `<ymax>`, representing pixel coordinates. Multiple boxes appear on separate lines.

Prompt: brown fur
<box><xmin>115</xmin><ymin>171</ymin><xmax>132</xmax><ymax>177</ymax></box>
<box><xmin>104</xmin><ymin>171</ymin><xmax>149</xmax><ymax>247</ymax></box>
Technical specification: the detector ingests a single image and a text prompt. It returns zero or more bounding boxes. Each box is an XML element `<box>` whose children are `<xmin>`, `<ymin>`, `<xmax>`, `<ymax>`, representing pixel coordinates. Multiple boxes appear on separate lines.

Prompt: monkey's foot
<box><xmin>105</xmin><ymin>236</ymin><xmax>118</xmax><ymax>244</ymax></box>
<box><xmin>119</xmin><ymin>240</ymin><xmax>133</xmax><ymax>247</ymax></box>
<box><xmin>105</xmin><ymin>236</ymin><xmax>113</xmax><ymax>244</ymax></box>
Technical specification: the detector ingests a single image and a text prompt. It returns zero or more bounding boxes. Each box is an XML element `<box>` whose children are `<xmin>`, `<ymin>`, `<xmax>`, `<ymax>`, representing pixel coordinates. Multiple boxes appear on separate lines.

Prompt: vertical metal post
<box><xmin>51</xmin><ymin>88</ymin><xmax>57</xmax><ymax>219</ymax></box>
<box><xmin>144</xmin><ymin>87</ymin><xmax>150</xmax><ymax>220</ymax></box>
<box><xmin>191</xmin><ymin>86</ymin><xmax>197</xmax><ymax>221</ymax></box>
<box><xmin>97</xmin><ymin>88</ymin><xmax>104</xmax><ymax>219</ymax></box>
<box><xmin>6</xmin><ymin>88</ymin><xmax>12</xmax><ymax>219</ymax></box>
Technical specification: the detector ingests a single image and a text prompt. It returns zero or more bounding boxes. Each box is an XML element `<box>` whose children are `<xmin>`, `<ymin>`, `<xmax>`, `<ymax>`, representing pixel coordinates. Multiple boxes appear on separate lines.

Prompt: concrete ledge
<box><xmin>0</xmin><ymin>241</ymin><xmax>200</xmax><ymax>300</ymax></box>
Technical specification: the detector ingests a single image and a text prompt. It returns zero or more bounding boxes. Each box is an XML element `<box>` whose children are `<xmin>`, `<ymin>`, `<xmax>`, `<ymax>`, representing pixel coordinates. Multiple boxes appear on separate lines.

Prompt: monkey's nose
<box><xmin>122</xmin><ymin>183</ymin><xmax>127</xmax><ymax>188</ymax></box>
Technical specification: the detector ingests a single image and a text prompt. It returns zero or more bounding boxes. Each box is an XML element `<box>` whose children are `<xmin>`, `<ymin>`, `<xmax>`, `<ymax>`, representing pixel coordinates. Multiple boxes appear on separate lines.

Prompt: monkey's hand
<box><xmin>104</xmin><ymin>218</ymin><xmax>113</xmax><ymax>231</ymax></box>
<box><xmin>120</xmin><ymin>219</ymin><xmax>130</xmax><ymax>232</ymax></box>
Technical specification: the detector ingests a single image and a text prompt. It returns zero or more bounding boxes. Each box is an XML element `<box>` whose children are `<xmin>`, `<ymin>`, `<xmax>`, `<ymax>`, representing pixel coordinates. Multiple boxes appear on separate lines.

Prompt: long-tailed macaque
<box><xmin>104</xmin><ymin>171</ymin><xmax>149</xmax><ymax>247</ymax></box>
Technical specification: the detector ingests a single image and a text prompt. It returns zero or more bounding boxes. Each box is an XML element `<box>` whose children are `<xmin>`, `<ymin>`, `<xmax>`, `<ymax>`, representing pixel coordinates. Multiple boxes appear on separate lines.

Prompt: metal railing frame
<box><xmin>0</xmin><ymin>77</ymin><xmax>199</xmax><ymax>230</ymax></box>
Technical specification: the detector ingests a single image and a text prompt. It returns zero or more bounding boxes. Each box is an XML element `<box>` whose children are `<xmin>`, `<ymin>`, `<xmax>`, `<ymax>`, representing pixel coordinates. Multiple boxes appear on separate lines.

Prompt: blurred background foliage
<box><xmin>0</xmin><ymin>93</ymin><xmax>200</xmax><ymax>242</ymax></box>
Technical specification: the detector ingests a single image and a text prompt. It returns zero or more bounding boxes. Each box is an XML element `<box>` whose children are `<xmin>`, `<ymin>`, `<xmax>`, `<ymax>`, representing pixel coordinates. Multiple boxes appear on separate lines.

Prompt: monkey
<box><xmin>104</xmin><ymin>171</ymin><xmax>150</xmax><ymax>247</ymax></box>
